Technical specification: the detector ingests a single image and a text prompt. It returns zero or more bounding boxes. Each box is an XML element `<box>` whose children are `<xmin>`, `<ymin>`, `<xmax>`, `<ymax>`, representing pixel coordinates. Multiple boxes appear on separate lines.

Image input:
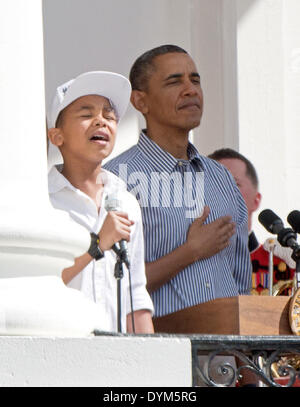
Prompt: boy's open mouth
<box><xmin>90</xmin><ymin>131</ymin><xmax>109</xmax><ymax>143</ymax></box>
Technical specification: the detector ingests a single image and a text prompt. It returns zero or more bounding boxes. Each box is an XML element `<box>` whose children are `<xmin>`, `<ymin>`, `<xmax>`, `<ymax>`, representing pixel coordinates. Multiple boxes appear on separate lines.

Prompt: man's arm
<box><xmin>231</xmin><ymin>183</ymin><xmax>252</xmax><ymax>294</ymax></box>
<box><xmin>232</xmin><ymin>218</ymin><xmax>252</xmax><ymax>294</ymax></box>
<box><xmin>145</xmin><ymin>206</ymin><xmax>236</xmax><ymax>293</ymax></box>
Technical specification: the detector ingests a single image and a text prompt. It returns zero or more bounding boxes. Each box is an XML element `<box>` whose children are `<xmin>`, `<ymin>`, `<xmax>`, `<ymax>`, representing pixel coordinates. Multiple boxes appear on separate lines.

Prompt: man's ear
<box><xmin>253</xmin><ymin>191</ymin><xmax>262</xmax><ymax>212</ymax></box>
<box><xmin>130</xmin><ymin>90</ymin><xmax>149</xmax><ymax>114</ymax></box>
<box><xmin>48</xmin><ymin>127</ymin><xmax>64</xmax><ymax>147</ymax></box>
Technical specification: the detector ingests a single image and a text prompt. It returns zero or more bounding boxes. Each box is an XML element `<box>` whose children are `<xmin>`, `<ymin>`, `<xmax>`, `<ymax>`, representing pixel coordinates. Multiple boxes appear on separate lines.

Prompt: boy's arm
<box><xmin>62</xmin><ymin>253</ymin><xmax>93</xmax><ymax>284</ymax></box>
<box><xmin>124</xmin><ymin>197</ymin><xmax>155</xmax><ymax>333</ymax></box>
<box><xmin>126</xmin><ymin>309</ymin><xmax>154</xmax><ymax>333</ymax></box>
<box><xmin>62</xmin><ymin>211</ymin><xmax>133</xmax><ymax>285</ymax></box>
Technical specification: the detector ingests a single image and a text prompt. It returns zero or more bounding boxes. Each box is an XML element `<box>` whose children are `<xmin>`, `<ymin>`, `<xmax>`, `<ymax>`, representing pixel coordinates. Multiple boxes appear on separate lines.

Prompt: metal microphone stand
<box><xmin>267</xmin><ymin>239</ymin><xmax>275</xmax><ymax>296</ymax></box>
<box><xmin>112</xmin><ymin>243</ymin><xmax>125</xmax><ymax>333</ymax></box>
<box><xmin>288</xmin><ymin>244</ymin><xmax>300</xmax><ymax>335</ymax></box>
<box><xmin>291</xmin><ymin>245</ymin><xmax>300</xmax><ymax>293</ymax></box>
<box><xmin>277</xmin><ymin>228</ymin><xmax>300</xmax><ymax>293</ymax></box>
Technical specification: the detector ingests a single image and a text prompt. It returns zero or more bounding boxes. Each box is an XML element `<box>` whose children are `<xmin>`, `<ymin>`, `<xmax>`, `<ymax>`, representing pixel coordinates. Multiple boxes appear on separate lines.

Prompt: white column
<box><xmin>283</xmin><ymin>0</ymin><xmax>300</xmax><ymax>214</ymax></box>
<box><xmin>0</xmin><ymin>0</ymin><xmax>99</xmax><ymax>336</ymax></box>
<box><xmin>190</xmin><ymin>0</ymin><xmax>240</xmax><ymax>155</ymax></box>
<box><xmin>192</xmin><ymin>0</ymin><xmax>300</xmax><ymax>244</ymax></box>
<box><xmin>190</xmin><ymin>0</ymin><xmax>226</xmax><ymax>154</ymax></box>
<box><xmin>236</xmin><ymin>0</ymin><xmax>288</xmax><ymax>242</ymax></box>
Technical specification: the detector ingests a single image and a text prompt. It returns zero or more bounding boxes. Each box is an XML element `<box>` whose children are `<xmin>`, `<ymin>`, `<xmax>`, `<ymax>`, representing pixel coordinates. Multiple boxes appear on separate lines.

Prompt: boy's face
<box><xmin>51</xmin><ymin>94</ymin><xmax>118</xmax><ymax>164</ymax></box>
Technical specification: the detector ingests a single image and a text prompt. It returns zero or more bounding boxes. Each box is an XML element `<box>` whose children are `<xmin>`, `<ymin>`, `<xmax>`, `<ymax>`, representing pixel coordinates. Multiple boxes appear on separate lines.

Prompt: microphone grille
<box><xmin>258</xmin><ymin>209</ymin><xmax>283</xmax><ymax>233</ymax></box>
<box><xmin>287</xmin><ymin>210</ymin><xmax>300</xmax><ymax>233</ymax></box>
<box><xmin>104</xmin><ymin>193</ymin><xmax>122</xmax><ymax>212</ymax></box>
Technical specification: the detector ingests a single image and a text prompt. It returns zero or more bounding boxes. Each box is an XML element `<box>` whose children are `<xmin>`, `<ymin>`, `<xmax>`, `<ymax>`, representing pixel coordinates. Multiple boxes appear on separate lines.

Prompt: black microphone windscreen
<box><xmin>258</xmin><ymin>209</ymin><xmax>284</xmax><ymax>234</ymax></box>
<box><xmin>287</xmin><ymin>210</ymin><xmax>300</xmax><ymax>233</ymax></box>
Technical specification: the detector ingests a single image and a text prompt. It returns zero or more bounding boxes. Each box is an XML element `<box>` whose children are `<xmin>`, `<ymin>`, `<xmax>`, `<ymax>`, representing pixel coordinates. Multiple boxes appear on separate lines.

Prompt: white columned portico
<box><xmin>0</xmin><ymin>0</ymin><xmax>100</xmax><ymax>337</ymax></box>
<box><xmin>191</xmin><ymin>0</ymin><xmax>300</xmax><ymax>243</ymax></box>
<box><xmin>235</xmin><ymin>0</ymin><xmax>300</xmax><ymax>241</ymax></box>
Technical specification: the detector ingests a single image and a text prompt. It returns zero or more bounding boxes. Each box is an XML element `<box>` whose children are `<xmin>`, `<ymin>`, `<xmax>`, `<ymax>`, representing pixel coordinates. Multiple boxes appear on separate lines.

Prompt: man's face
<box><xmin>218</xmin><ymin>158</ymin><xmax>261</xmax><ymax>218</ymax></box>
<box><xmin>54</xmin><ymin>94</ymin><xmax>118</xmax><ymax>164</ymax></box>
<box><xmin>140</xmin><ymin>52</ymin><xmax>204</xmax><ymax>133</ymax></box>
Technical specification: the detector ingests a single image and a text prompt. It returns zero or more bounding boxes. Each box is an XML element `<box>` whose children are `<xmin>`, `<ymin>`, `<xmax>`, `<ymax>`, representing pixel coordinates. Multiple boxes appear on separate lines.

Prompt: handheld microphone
<box><xmin>287</xmin><ymin>210</ymin><xmax>300</xmax><ymax>233</ymax></box>
<box><xmin>104</xmin><ymin>192</ymin><xmax>130</xmax><ymax>268</ymax></box>
<box><xmin>258</xmin><ymin>209</ymin><xmax>300</xmax><ymax>259</ymax></box>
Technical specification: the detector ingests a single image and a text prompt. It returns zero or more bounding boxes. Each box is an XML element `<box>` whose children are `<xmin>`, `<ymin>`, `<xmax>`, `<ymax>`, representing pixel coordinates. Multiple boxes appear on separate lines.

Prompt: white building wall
<box><xmin>191</xmin><ymin>0</ymin><xmax>300</xmax><ymax>243</ymax></box>
<box><xmin>236</xmin><ymin>0</ymin><xmax>285</xmax><ymax>241</ymax></box>
<box><xmin>283</xmin><ymin>0</ymin><xmax>300</xmax><ymax>218</ymax></box>
<box><xmin>0</xmin><ymin>336</ymin><xmax>192</xmax><ymax>387</ymax></box>
<box><xmin>43</xmin><ymin>0</ymin><xmax>193</xmax><ymax>164</ymax></box>
<box><xmin>190</xmin><ymin>0</ymin><xmax>229</xmax><ymax>154</ymax></box>
<box><xmin>235</xmin><ymin>0</ymin><xmax>300</xmax><ymax>242</ymax></box>
<box><xmin>43</xmin><ymin>0</ymin><xmax>242</xmax><ymax>162</ymax></box>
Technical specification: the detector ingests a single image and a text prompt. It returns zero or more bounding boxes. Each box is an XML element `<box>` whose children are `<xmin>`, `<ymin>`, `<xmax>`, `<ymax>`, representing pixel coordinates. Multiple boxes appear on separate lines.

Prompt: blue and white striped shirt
<box><xmin>104</xmin><ymin>131</ymin><xmax>252</xmax><ymax>317</ymax></box>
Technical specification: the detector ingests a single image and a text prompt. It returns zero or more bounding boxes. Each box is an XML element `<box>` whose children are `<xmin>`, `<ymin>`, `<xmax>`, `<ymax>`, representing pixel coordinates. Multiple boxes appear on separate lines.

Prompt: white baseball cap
<box><xmin>48</xmin><ymin>71</ymin><xmax>131</xmax><ymax>128</ymax></box>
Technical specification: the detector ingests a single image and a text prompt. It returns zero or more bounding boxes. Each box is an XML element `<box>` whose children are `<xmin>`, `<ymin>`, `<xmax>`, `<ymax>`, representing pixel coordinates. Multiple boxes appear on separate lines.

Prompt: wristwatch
<box><xmin>88</xmin><ymin>232</ymin><xmax>104</xmax><ymax>261</ymax></box>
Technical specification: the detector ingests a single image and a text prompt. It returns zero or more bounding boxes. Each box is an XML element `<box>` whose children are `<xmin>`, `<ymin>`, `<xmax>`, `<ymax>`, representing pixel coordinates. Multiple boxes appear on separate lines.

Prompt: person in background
<box><xmin>208</xmin><ymin>148</ymin><xmax>295</xmax><ymax>296</ymax></box>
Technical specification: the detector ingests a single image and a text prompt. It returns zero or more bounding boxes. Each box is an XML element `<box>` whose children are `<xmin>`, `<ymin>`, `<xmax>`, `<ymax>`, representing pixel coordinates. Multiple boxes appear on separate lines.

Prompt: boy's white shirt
<box><xmin>48</xmin><ymin>165</ymin><xmax>153</xmax><ymax>332</ymax></box>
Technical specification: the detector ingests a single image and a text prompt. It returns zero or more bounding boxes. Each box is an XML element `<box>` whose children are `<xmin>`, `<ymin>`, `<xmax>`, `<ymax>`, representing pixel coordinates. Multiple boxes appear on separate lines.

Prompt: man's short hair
<box><xmin>208</xmin><ymin>148</ymin><xmax>259</xmax><ymax>189</ymax></box>
<box><xmin>129</xmin><ymin>44</ymin><xmax>188</xmax><ymax>91</ymax></box>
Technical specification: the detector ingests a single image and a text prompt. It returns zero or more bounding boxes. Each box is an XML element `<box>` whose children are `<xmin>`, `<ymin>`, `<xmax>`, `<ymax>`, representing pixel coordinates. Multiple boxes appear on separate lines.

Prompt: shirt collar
<box><xmin>48</xmin><ymin>165</ymin><xmax>73</xmax><ymax>194</ymax></box>
<box><xmin>137</xmin><ymin>130</ymin><xmax>204</xmax><ymax>174</ymax></box>
<box><xmin>48</xmin><ymin>164</ymin><xmax>125</xmax><ymax>195</ymax></box>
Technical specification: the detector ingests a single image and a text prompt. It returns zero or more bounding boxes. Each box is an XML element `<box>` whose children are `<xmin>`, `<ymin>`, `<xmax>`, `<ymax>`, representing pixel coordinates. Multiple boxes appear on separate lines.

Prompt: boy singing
<box><xmin>47</xmin><ymin>71</ymin><xmax>154</xmax><ymax>333</ymax></box>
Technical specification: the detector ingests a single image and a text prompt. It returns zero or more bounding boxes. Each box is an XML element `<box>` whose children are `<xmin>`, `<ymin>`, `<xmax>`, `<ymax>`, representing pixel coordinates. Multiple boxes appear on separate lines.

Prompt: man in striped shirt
<box><xmin>104</xmin><ymin>45</ymin><xmax>252</xmax><ymax>317</ymax></box>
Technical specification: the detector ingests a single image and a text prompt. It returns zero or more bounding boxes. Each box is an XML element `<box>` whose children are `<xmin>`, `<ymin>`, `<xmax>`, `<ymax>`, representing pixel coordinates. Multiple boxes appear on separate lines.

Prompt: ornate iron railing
<box><xmin>190</xmin><ymin>334</ymin><xmax>300</xmax><ymax>387</ymax></box>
